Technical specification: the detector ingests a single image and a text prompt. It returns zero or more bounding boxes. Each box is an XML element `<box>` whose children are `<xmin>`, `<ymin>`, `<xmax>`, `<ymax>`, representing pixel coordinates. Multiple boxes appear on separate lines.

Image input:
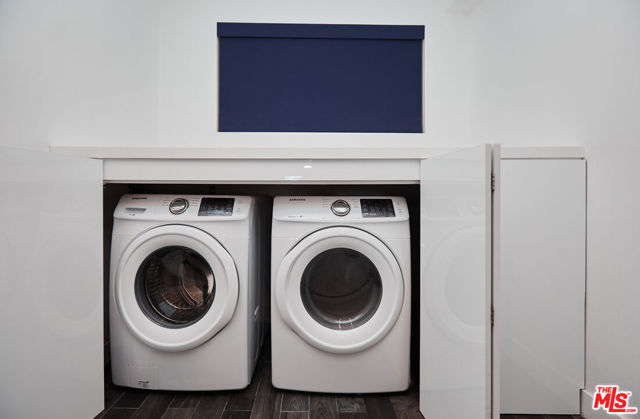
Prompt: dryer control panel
<box><xmin>273</xmin><ymin>196</ymin><xmax>409</xmax><ymax>222</ymax></box>
<box><xmin>114</xmin><ymin>195</ymin><xmax>251</xmax><ymax>221</ymax></box>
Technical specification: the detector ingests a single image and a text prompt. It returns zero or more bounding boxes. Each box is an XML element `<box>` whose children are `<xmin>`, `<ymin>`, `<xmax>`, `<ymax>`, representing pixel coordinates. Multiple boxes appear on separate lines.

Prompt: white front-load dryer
<box><xmin>110</xmin><ymin>195</ymin><xmax>268</xmax><ymax>390</ymax></box>
<box><xmin>271</xmin><ymin>196</ymin><xmax>411</xmax><ymax>393</ymax></box>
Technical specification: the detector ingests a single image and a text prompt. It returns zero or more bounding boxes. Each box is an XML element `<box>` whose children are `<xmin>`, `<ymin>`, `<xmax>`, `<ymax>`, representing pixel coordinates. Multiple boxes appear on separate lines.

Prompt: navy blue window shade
<box><xmin>218</xmin><ymin>23</ymin><xmax>424</xmax><ymax>133</ymax></box>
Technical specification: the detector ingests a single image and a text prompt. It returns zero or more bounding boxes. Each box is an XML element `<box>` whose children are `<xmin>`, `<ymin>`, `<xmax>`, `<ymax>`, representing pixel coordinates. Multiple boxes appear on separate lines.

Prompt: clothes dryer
<box><xmin>271</xmin><ymin>196</ymin><xmax>411</xmax><ymax>393</ymax></box>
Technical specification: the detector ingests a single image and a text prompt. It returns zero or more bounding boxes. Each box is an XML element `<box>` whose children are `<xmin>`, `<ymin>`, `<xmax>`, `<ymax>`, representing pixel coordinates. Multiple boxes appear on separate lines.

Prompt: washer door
<box><xmin>115</xmin><ymin>225</ymin><xmax>238</xmax><ymax>351</ymax></box>
<box><xmin>276</xmin><ymin>227</ymin><xmax>404</xmax><ymax>354</ymax></box>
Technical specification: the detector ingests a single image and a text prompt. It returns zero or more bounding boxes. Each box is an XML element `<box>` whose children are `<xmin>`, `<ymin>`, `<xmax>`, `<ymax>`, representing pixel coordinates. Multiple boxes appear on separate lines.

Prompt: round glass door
<box><xmin>300</xmin><ymin>248</ymin><xmax>382</xmax><ymax>330</ymax></box>
<box><xmin>115</xmin><ymin>225</ymin><xmax>238</xmax><ymax>352</ymax></box>
<box><xmin>135</xmin><ymin>246</ymin><xmax>215</xmax><ymax>328</ymax></box>
<box><xmin>275</xmin><ymin>227</ymin><xmax>405</xmax><ymax>354</ymax></box>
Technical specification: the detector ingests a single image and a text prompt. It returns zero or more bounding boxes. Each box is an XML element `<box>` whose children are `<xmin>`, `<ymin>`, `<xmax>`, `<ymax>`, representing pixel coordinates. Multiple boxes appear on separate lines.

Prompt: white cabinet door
<box><xmin>0</xmin><ymin>147</ymin><xmax>104</xmax><ymax>419</ymax></box>
<box><xmin>500</xmin><ymin>159</ymin><xmax>585</xmax><ymax>414</ymax></box>
<box><xmin>420</xmin><ymin>144</ymin><xmax>499</xmax><ymax>419</ymax></box>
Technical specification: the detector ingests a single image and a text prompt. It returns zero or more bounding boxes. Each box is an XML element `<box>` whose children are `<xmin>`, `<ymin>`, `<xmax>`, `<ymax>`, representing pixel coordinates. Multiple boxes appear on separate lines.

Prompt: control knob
<box><xmin>169</xmin><ymin>198</ymin><xmax>189</xmax><ymax>214</ymax></box>
<box><xmin>331</xmin><ymin>199</ymin><xmax>350</xmax><ymax>216</ymax></box>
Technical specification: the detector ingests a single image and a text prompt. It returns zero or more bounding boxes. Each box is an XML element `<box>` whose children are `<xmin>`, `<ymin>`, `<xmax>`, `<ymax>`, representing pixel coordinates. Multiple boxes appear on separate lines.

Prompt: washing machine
<box><xmin>110</xmin><ymin>194</ymin><xmax>268</xmax><ymax>390</ymax></box>
<box><xmin>271</xmin><ymin>196</ymin><xmax>411</xmax><ymax>393</ymax></box>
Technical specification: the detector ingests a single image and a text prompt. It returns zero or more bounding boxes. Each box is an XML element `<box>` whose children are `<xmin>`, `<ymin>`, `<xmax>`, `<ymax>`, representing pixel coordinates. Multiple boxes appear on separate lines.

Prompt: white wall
<box><xmin>1</xmin><ymin>0</ymin><xmax>639</xmax><ymax>415</ymax></box>
<box><xmin>0</xmin><ymin>0</ymin><xmax>472</xmax><ymax>148</ymax></box>
<box><xmin>468</xmin><ymin>1</ymin><xmax>640</xmax><ymax>416</ymax></box>
<box><xmin>0</xmin><ymin>0</ymin><xmax>159</xmax><ymax>148</ymax></box>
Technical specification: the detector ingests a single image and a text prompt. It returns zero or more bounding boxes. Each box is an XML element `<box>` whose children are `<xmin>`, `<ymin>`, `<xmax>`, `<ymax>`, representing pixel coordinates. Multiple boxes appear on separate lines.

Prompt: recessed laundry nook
<box><xmin>3</xmin><ymin>2</ymin><xmax>638</xmax><ymax>417</ymax></box>
<box><xmin>0</xmin><ymin>143</ymin><xmax>586</xmax><ymax>418</ymax></box>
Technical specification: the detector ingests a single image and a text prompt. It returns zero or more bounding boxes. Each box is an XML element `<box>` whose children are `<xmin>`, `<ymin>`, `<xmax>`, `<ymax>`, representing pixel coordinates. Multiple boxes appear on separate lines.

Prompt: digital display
<box><xmin>361</xmin><ymin>199</ymin><xmax>395</xmax><ymax>218</ymax></box>
<box><xmin>198</xmin><ymin>198</ymin><xmax>235</xmax><ymax>216</ymax></box>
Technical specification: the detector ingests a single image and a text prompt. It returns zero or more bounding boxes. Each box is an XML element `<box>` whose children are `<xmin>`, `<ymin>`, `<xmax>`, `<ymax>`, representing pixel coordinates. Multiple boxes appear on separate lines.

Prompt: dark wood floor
<box><xmin>95</xmin><ymin>350</ymin><xmax>584</xmax><ymax>419</ymax></box>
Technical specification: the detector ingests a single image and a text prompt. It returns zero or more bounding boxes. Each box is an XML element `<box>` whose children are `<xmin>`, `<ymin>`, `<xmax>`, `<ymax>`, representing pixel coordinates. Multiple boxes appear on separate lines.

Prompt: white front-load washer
<box><xmin>271</xmin><ymin>196</ymin><xmax>411</xmax><ymax>393</ymax></box>
<box><xmin>110</xmin><ymin>195</ymin><xmax>268</xmax><ymax>390</ymax></box>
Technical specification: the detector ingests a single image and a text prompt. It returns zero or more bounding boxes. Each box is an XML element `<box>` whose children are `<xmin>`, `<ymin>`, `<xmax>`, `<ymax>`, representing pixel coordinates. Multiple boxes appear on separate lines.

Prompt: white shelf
<box><xmin>500</xmin><ymin>146</ymin><xmax>585</xmax><ymax>159</ymax></box>
<box><xmin>49</xmin><ymin>144</ymin><xmax>585</xmax><ymax>184</ymax></box>
<box><xmin>50</xmin><ymin>145</ymin><xmax>585</xmax><ymax>160</ymax></box>
<box><xmin>50</xmin><ymin>146</ymin><xmax>456</xmax><ymax>160</ymax></box>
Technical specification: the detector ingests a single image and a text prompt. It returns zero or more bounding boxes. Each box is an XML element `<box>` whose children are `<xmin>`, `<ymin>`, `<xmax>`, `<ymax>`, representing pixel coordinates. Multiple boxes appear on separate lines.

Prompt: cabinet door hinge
<box><xmin>491</xmin><ymin>173</ymin><xmax>496</xmax><ymax>192</ymax></box>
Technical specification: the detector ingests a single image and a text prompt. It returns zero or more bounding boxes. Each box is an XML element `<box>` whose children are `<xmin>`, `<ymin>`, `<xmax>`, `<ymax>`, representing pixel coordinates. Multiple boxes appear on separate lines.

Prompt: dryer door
<box><xmin>275</xmin><ymin>226</ymin><xmax>404</xmax><ymax>354</ymax></box>
<box><xmin>114</xmin><ymin>225</ymin><xmax>239</xmax><ymax>351</ymax></box>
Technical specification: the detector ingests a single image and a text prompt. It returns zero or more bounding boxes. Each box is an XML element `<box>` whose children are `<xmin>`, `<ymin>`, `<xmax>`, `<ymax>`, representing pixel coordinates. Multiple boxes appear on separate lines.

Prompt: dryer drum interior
<box><xmin>300</xmin><ymin>247</ymin><xmax>383</xmax><ymax>330</ymax></box>
<box><xmin>134</xmin><ymin>246</ymin><xmax>215</xmax><ymax>327</ymax></box>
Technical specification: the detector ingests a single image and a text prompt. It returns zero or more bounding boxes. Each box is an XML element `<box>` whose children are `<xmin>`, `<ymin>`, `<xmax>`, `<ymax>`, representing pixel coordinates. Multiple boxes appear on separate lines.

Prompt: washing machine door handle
<box><xmin>275</xmin><ymin>226</ymin><xmax>405</xmax><ymax>354</ymax></box>
<box><xmin>114</xmin><ymin>225</ymin><xmax>239</xmax><ymax>352</ymax></box>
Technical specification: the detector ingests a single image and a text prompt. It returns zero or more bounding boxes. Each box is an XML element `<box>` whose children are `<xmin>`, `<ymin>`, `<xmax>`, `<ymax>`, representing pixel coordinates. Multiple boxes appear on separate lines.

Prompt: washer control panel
<box><xmin>114</xmin><ymin>195</ymin><xmax>250</xmax><ymax>220</ymax></box>
<box><xmin>273</xmin><ymin>196</ymin><xmax>409</xmax><ymax>222</ymax></box>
